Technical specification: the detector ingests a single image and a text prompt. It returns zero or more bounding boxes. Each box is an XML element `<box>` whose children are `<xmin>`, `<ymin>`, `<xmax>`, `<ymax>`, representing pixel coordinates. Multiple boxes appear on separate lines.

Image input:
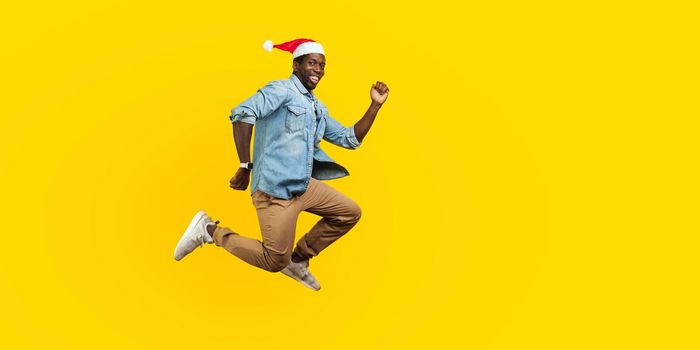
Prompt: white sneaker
<box><xmin>281</xmin><ymin>260</ymin><xmax>321</xmax><ymax>291</ymax></box>
<box><xmin>174</xmin><ymin>210</ymin><xmax>216</xmax><ymax>261</ymax></box>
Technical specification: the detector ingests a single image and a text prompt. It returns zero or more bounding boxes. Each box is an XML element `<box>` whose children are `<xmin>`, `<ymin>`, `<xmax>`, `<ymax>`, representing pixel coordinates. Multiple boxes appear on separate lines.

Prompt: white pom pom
<box><xmin>263</xmin><ymin>40</ymin><xmax>274</xmax><ymax>52</ymax></box>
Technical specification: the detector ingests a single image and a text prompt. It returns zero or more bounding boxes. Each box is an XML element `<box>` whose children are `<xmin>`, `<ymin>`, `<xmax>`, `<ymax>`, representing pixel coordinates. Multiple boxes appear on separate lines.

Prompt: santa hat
<box><xmin>263</xmin><ymin>38</ymin><xmax>325</xmax><ymax>58</ymax></box>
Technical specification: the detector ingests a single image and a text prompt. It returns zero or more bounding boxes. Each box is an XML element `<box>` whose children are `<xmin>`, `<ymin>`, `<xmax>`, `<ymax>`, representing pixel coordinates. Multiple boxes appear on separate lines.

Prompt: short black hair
<box><xmin>293</xmin><ymin>54</ymin><xmax>306</xmax><ymax>64</ymax></box>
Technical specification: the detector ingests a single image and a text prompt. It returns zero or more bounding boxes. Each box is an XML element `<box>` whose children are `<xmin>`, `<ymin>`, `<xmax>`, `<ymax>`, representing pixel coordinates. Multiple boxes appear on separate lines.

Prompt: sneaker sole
<box><xmin>174</xmin><ymin>210</ymin><xmax>208</xmax><ymax>261</ymax></box>
<box><xmin>280</xmin><ymin>268</ymin><xmax>321</xmax><ymax>291</ymax></box>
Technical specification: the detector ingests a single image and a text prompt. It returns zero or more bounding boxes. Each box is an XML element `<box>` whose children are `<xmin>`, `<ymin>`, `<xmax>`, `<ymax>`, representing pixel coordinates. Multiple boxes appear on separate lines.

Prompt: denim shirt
<box><xmin>229</xmin><ymin>74</ymin><xmax>361</xmax><ymax>199</ymax></box>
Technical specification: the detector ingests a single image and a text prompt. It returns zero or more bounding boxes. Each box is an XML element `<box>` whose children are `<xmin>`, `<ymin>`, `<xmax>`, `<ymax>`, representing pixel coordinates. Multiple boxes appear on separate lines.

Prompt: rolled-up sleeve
<box><xmin>323</xmin><ymin>116</ymin><xmax>361</xmax><ymax>149</ymax></box>
<box><xmin>229</xmin><ymin>81</ymin><xmax>289</xmax><ymax>125</ymax></box>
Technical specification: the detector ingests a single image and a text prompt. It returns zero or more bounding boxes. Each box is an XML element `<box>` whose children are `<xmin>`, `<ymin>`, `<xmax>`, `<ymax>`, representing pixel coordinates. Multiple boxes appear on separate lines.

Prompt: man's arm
<box><xmin>230</xmin><ymin>81</ymin><xmax>289</xmax><ymax>124</ymax></box>
<box><xmin>353</xmin><ymin>81</ymin><xmax>389</xmax><ymax>143</ymax></box>
<box><xmin>323</xmin><ymin>81</ymin><xmax>390</xmax><ymax>149</ymax></box>
<box><xmin>229</xmin><ymin>121</ymin><xmax>253</xmax><ymax>190</ymax></box>
<box><xmin>228</xmin><ymin>81</ymin><xmax>288</xmax><ymax>191</ymax></box>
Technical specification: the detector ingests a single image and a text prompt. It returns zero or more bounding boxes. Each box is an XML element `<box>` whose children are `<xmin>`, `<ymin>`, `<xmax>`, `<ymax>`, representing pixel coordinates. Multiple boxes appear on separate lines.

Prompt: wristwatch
<box><xmin>240</xmin><ymin>162</ymin><xmax>253</xmax><ymax>170</ymax></box>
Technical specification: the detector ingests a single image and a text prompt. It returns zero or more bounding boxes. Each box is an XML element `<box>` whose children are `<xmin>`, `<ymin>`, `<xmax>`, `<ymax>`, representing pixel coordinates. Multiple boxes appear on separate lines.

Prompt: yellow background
<box><xmin>1</xmin><ymin>1</ymin><xmax>698</xmax><ymax>349</ymax></box>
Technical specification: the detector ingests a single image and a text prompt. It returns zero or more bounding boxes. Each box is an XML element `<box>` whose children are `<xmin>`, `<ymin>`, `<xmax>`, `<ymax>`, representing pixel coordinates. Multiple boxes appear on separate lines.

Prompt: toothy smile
<box><xmin>309</xmin><ymin>76</ymin><xmax>319</xmax><ymax>84</ymax></box>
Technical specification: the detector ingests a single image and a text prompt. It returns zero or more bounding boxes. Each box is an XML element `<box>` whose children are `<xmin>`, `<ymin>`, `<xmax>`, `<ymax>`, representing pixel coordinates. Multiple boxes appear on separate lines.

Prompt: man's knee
<box><xmin>346</xmin><ymin>202</ymin><xmax>362</xmax><ymax>225</ymax></box>
<box><xmin>265</xmin><ymin>251</ymin><xmax>291</xmax><ymax>272</ymax></box>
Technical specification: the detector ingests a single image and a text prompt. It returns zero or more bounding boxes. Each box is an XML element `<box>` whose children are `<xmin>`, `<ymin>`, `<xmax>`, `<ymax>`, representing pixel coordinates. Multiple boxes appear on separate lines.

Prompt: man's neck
<box><xmin>292</xmin><ymin>73</ymin><xmax>314</xmax><ymax>95</ymax></box>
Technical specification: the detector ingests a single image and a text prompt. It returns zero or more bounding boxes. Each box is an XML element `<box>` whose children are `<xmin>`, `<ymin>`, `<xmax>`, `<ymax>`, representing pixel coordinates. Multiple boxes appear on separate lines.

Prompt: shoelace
<box><xmin>298</xmin><ymin>262</ymin><xmax>311</xmax><ymax>278</ymax></box>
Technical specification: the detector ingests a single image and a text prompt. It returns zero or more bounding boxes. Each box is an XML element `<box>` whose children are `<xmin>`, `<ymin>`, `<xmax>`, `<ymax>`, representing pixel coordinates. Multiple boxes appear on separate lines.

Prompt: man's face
<box><xmin>293</xmin><ymin>53</ymin><xmax>325</xmax><ymax>91</ymax></box>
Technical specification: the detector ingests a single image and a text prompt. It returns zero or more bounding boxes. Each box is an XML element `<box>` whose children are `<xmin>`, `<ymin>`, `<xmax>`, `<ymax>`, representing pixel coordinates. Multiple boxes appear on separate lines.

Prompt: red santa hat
<box><xmin>262</xmin><ymin>38</ymin><xmax>325</xmax><ymax>58</ymax></box>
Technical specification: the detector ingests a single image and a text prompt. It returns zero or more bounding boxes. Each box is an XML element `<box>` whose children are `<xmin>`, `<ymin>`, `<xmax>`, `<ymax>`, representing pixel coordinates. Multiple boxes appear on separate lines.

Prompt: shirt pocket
<box><xmin>285</xmin><ymin>104</ymin><xmax>307</xmax><ymax>132</ymax></box>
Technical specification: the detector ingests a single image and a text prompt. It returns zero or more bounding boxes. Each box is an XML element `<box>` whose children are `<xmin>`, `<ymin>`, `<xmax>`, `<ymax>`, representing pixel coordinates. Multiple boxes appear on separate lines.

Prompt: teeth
<box><xmin>310</xmin><ymin>76</ymin><xmax>319</xmax><ymax>83</ymax></box>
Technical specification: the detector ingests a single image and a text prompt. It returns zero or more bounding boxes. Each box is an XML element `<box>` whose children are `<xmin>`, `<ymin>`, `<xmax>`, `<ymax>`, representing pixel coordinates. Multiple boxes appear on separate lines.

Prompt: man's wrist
<box><xmin>239</xmin><ymin>162</ymin><xmax>253</xmax><ymax>170</ymax></box>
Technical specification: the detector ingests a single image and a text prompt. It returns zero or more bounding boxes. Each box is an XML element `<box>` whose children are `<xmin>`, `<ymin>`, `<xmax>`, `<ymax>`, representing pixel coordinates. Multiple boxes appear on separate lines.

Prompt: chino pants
<box><xmin>211</xmin><ymin>178</ymin><xmax>361</xmax><ymax>272</ymax></box>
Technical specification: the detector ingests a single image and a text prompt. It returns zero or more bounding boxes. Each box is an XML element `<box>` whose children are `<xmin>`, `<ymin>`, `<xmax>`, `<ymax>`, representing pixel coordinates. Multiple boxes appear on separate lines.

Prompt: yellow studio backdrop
<box><xmin>1</xmin><ymin>1</ymin><xmax>698</xmax><ymax>349</ymax></box>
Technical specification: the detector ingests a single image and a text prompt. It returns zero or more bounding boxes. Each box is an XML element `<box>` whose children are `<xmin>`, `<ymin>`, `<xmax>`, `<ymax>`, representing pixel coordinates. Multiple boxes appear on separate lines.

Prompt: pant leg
<box><xmin>293</xmin><ymin>178</ymin><xmax>362</xmax><ymax>260</ymax></box>
<box><xmin>212</xmin><ymin>190</ymin><xmax>302</xmax><ymax>272</ymax></box>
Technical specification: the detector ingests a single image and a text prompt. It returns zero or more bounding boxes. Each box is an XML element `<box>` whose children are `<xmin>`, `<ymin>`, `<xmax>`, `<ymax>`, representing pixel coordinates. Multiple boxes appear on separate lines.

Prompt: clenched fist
<box><xmin>229</xmin><ymin>168</ymin><xmax>251</xmax><ymax>191</ymax></box>
<box><xmin>370</xmin><ymin>81</ymin><xmax>390</xmax><ymax>105</ymax></box>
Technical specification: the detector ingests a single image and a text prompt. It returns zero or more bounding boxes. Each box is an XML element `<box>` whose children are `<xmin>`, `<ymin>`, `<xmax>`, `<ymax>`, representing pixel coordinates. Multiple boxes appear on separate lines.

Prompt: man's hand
<box><xmin>229</xmin><ymin>168</ymin><xmax>251</xmax><ymax>191</ymax></box>
<box><xmin>370</xmin><ymin>81</ymin><xmax>390</xmax><ymax>105</ymax></box>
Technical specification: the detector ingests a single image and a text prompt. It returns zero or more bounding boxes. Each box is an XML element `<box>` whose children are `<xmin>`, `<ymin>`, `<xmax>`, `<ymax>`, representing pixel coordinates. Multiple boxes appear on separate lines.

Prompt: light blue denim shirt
<box><xmin>229</xmin><ymin>74</ymin><xmax>361</xmax><ymax>199</ymax></box>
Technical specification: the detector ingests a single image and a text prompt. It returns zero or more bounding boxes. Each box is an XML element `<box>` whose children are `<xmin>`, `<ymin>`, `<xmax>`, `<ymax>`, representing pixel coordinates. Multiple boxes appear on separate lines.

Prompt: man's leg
<box><xmin>292</xmin><ymin>178</ymin><xmax>362</xmax><ymax>262</ymax></box>
<box><xmin>211</xmin><ymin>191</ymin><xmax>301</xmax><ymax>272</ymax></box>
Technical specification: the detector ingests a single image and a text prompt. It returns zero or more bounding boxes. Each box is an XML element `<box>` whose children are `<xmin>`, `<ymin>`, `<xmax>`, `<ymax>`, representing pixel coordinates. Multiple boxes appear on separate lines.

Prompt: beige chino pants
<box><xmin>212</xmin><ymin>178</ymin><xmax>361</xmax><ymax>272</ymax></box>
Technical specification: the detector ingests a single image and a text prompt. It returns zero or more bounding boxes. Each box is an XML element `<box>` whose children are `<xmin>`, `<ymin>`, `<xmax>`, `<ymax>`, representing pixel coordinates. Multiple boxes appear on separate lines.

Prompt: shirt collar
<box><xmin>290</xmin><ymin>73</ymin><xmax>314</xmax><ymax>98</ymax></box>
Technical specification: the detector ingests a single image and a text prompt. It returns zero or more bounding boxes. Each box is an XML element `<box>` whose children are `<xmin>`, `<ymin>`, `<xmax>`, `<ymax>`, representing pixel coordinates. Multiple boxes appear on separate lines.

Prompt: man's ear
<box><xmin>292</xmin><ymin>60</ymin><xmax>299</xmax><ymax>73</ymax></box>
